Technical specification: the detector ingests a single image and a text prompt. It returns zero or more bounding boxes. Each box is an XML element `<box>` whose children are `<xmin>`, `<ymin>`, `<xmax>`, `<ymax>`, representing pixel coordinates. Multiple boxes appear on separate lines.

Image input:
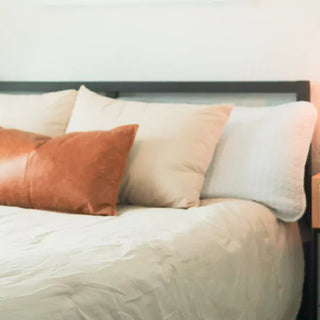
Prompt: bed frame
<box><xmin>0</xmin><ymin>80</ymin><xmax>315</xmax><ymax>319</ymax></box>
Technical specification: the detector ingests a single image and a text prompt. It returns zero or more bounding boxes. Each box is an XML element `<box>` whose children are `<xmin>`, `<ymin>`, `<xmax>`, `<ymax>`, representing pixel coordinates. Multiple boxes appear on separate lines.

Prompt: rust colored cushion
<box><xmin>0</xmin><ymin>125</ymin><xmax>138</xmax><ymax>215</ymax></box>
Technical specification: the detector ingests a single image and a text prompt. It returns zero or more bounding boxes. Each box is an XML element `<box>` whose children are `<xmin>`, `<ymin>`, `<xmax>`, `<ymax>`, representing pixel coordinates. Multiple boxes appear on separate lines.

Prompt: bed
<box><xmin>0</xmin><ymin>81</ymin><xmax>315</xmax><ymax>320</ymax></box>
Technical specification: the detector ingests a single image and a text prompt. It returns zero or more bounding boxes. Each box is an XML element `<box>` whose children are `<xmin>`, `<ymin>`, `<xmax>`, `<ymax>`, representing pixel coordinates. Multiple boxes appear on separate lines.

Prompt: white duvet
<box><xmin>0</xmin><ymin>198</ymin><xmax>303</xmax><ymax>320</ymax></box>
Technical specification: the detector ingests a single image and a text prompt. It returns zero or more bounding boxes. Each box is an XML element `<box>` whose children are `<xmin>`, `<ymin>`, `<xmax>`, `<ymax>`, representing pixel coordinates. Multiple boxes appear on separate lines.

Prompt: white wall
<box><xmin>1</xmin><ymin>0</ymin><xmax>320</xmax><ymax>168</ymax></box>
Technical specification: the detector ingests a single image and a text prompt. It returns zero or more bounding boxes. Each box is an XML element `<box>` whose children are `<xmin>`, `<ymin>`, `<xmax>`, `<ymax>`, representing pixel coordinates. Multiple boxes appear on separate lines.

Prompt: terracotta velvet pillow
<box><xmin>0</xmin><ymin>125</ymin><xmax>138</xmax><ymax>215</ymax></box>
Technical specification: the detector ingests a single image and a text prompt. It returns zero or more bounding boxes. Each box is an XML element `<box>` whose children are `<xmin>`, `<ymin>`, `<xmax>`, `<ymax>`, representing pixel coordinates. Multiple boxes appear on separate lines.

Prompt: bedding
<box><xmin>0</xmin><ymin>198</ymin><xmax>303</xmax><ymax>320</ymax></box>
<box><xmin>201</xmin><ymin>102</ymin><xmax>317</xmax><ymax>222</ymax></box>
<box><xmin>0</xmin><ymin>89</ymin><xmax>77</xmax><ymax>137</ymax></box>
<box><xmin>0</xmin><ymin>125</ymin><xmax>138</xmax><ymax>216</ymax></box>
<box><xmin>67</xmin><ymin>85</ymin><xmax>233</xmax><ymax>208</ymax></box>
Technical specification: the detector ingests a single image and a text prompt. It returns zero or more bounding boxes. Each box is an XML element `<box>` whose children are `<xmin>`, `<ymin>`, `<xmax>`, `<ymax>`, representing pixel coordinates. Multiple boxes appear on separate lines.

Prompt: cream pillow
<box><xmin>201</xmin><ymin>102</ymin><xmax>317</xmax><ymax>221</ymax></box>
<box><xmin>67</xmin><ymin>85</ymin><xmax>233</xmax><ymax>208</ymax></box>
<box><xmin>0</xmin><ymin>90</ymin><xmax>77</xmax><ymax>137</ymax></box>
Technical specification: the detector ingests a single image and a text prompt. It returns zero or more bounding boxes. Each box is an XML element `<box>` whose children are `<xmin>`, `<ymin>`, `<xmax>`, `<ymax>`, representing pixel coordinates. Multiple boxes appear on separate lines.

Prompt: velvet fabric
<box><xmin>0</xmin><ymin>125</ymin><xmax>138</xmax><ymax>215</ymax></box>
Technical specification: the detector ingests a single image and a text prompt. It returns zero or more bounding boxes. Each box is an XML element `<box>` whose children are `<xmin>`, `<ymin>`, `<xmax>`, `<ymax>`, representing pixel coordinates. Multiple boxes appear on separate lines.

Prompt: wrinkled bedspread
<box><xmin>0</xmin><ymin>198</ymin><xmax>303</xmax><ymax>320</ymax></box>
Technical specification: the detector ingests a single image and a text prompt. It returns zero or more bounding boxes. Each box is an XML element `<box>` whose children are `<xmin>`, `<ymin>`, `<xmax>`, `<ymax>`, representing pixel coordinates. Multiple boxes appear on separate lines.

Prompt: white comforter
<box><xmin>0</xmin><ymin>198</ymin><xmax>303</xmax><ymax>320</ymax></box>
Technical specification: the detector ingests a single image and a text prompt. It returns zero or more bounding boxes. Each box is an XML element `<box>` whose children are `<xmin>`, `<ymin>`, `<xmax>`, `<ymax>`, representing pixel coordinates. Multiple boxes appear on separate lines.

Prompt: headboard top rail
<box><xmin>0</xmin><ymin>80</ymin><xmax>310</xmax><ymax>98</ymax></box>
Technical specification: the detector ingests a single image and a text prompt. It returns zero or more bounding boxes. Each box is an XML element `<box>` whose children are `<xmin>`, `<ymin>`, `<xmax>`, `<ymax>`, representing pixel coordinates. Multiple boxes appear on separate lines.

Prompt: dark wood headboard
<box><xmin>0</xmin><ymin>80</ymin><xmax>313</xmax><ymax>318</ymax></box>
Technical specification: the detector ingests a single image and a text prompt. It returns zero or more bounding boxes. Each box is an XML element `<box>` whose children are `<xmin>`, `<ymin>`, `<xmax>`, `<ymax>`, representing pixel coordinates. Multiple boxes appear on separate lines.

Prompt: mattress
<box><xmin>0</xmin><ymin>198</ymin><xmax>304</xmax><ymax>320</ymax></box>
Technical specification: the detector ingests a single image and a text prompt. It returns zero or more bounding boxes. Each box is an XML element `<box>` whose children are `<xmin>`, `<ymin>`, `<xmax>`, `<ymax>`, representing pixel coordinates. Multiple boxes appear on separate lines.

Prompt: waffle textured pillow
<box><xmin>0</xmin><ymin>90</ymin><xmax>77</xmax><ymax>136</ymax></box>
<box><xmin>201</xmin><ymin>102</ymin><xmax>317</xmax><ymax>222</ymax></box>
<box><xmin>0</xmin><ymin>125</ymin><xmax>138</xmax><ymax>215</ymax></box>
<box><xmin>67</xmin><ymin>85</ymin><xmax>233</xmax><ymax>208</ymax></box>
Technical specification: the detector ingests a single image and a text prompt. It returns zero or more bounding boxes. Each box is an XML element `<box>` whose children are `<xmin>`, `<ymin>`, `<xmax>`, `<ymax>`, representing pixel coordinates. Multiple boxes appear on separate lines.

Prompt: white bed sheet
<box><xmin>0</xmin><ymin>198</ymin><xmax>303</xmax><ymax>320</ymax></box>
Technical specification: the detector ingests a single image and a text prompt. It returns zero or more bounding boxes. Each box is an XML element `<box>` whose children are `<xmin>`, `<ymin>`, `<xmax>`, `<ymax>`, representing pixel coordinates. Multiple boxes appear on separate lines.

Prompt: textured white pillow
<box><xmin>201</xmin><ymin>102</ymin><xmax>317</xmax><ymax>222</ymax></box>
<box><xmin>67</xmin><ymin>85</ymin><xmax>233</xmax><ymax>208</ymax></box>
<box><xmin>0</xmin><ymin>90</ymin><xmax>77</xmax><ymax>137</ymax></box>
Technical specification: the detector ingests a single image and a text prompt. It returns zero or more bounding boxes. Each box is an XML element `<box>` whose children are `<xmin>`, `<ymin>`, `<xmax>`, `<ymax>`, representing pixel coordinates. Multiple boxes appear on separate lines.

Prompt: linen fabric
<box><xmin>0</xmin><ymin>199</ymin><xmax>303</xmax><ymax>320</ymax></box>
<box><xmin>67</xmin><ymin>85</ymin><xmax>233</xmax><ymax>208</ymax></box>
<box><xmin>201</xmin><ymin>102</ymin><xmax>317</xmax><ymax>221</ymax></box>
<box><xmin>0</xmin><ymin>125</ymin><xmax>138</xmax><ymax>215</ymax></box>
<box><xmin>0</xmin><ymin>89</ymin><xmax>77</xmax><ymax>137</ymax></box>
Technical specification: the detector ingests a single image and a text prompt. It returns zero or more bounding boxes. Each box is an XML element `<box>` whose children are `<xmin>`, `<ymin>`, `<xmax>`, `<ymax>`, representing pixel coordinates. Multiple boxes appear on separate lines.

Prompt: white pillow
<box><xmin>0</xmin><ymin>90</ymin><xmax>77</xmax><ymax>137</ymax></box>
<box><xmin>201</xmin><ymin>102</ymin><xmax>317</xmax><ymax>222</ymax></box>
<box><xmin>67</xmin><ymin>85</ymin><xmax>233</xmax><ymax>208</ymax></box>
